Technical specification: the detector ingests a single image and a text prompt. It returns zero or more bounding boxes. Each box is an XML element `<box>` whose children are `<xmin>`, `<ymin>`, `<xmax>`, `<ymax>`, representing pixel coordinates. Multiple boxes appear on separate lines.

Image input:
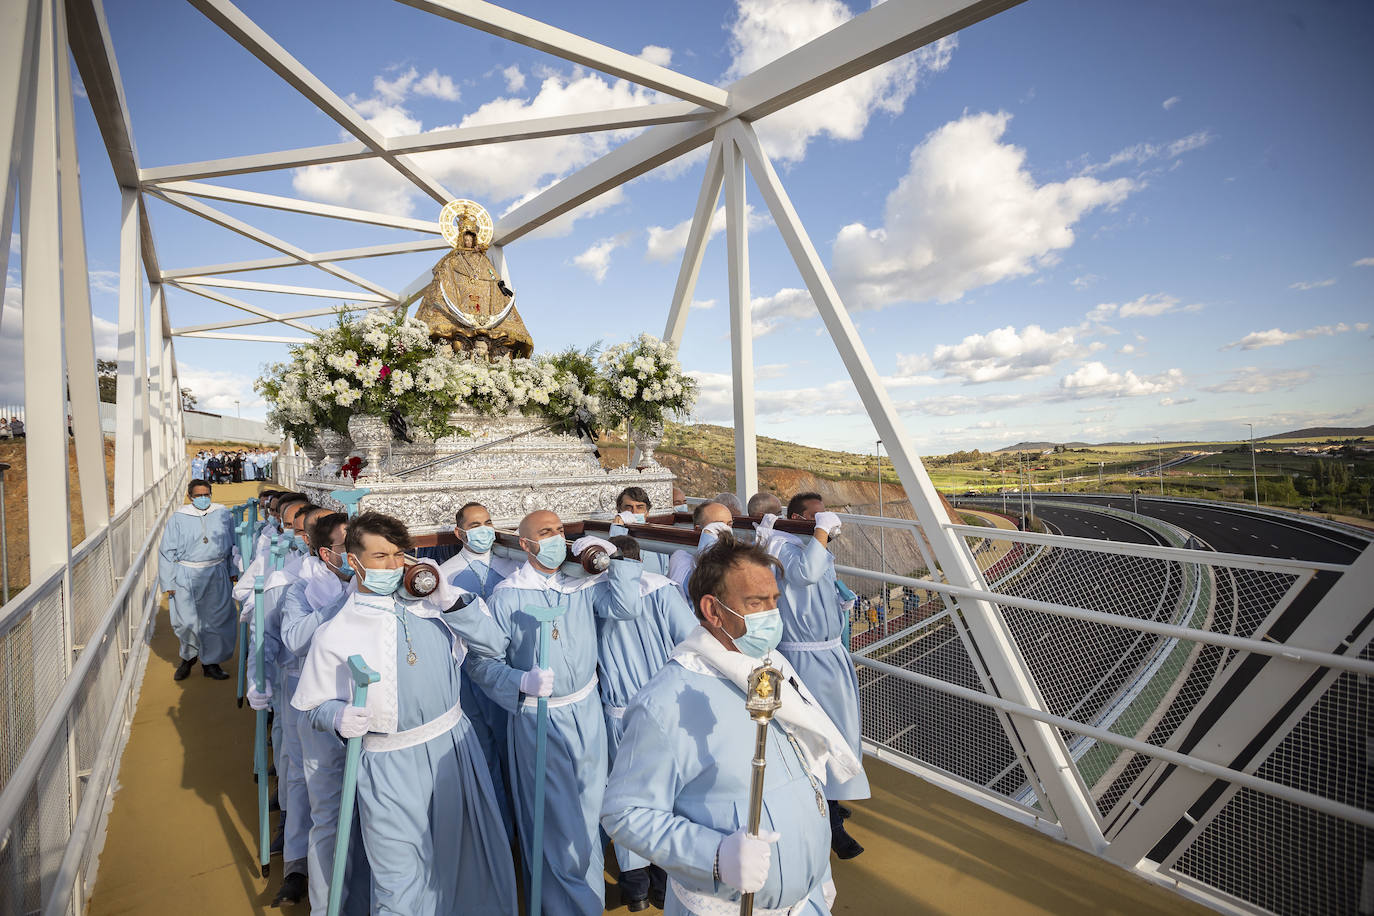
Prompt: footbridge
<box><xmin>2</xmin><ymin>1</ymin><xmax>1371</xmax><ymax>915</ymax></box>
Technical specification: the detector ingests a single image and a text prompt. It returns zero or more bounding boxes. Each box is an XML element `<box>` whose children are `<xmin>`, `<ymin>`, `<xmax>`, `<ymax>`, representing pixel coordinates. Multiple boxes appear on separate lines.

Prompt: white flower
<box><xmin>617</xmin><ymin>377</ymin><xmax>638</xmax><ymax>398</ymax></box>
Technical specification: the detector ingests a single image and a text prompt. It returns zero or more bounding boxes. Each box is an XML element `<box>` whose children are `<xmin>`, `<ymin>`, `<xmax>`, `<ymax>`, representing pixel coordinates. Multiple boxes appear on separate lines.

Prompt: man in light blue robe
<box><xmin>191</xmin><ymin>452</ymin><xmax>207</xmax><ymax>480</ymax></box>
<box><xmin>603</xmin><ymin>537</ymin><xmax>864</xmax><ymax>914</ymax></box>
<box><xmin>438</xmin><ymin>501</ymin><xmax>520</xmax><ymax>838</ymax></box>
<box><xmin>294</xmin><ymin>511</ymin><xmax>517</xmax><ymax>916</ymax></box>
<box><xmin>277</xmin><ymin>511</ymin><xmax>370</xmax><ymax>914</ymax></box>
<box><xmin>597</xmin><ymin>535</ymin><xmax>697</xmax><ymax>910</ymax></box>
<box><xmin>611</xmin><ymin>486</ymin><xmax>670</xmax><ymax>576</ymax></box>
<box><xmin>666</xmin><ymin>502</ymin><xmax>735</xmax><ymax>600</ymax></box>
<box><xmin>158</xmin><ymin>479</ymin><xmax>237</xmax><ymax>681</ymax></box>
<box><xmin>467</xmin><ymin>511</ymin><xmax>647</xmax><ymax>916</ymax></box>
<box><xmin>771</xmin><ymin>493</ymin><xmax>870</xmax><ymax>859</ymax></box>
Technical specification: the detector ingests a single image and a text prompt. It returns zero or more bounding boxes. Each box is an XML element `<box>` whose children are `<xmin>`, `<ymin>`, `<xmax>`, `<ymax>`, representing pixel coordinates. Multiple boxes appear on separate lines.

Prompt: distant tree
<box><xmin>180</xmin><ymin>387</ymin><xmax>197</xmax><ymax>410</ymax></box>
<box><xmin>96</xmin><ymin>358</ymin><xmax>118</xmax><ymax>403</ymax></box>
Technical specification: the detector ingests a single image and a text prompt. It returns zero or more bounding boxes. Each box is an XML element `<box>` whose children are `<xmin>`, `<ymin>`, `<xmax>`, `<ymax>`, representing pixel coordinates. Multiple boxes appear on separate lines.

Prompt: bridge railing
<box><xmin>0</xmin><ymin>462</ymin><xmax>186</xmax><ymax>916</ymax></box>
<box><xmin>837</xmin><ymin>505</ymin><xmax>1369</xmax><ymax>916</ymax></box>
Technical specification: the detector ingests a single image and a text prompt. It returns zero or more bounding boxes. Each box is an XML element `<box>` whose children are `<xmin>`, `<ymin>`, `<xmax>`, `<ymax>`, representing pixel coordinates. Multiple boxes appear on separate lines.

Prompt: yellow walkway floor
<box><xmin>87</xmin><ymin>481</ymin><xmax>1210</xmax><ymax>915</ymax></box>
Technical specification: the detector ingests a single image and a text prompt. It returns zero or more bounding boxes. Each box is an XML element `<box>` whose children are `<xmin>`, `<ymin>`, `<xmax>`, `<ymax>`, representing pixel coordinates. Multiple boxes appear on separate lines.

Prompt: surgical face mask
<box><xmin>191</xmin><ymin>495</ymin><xmax>211</xmax><ymax>511</ymax></box>
<box><xmin>620</xmin><ymin>512</ymin><xmax>645</xmax><ymax>525</ymax></box>
<box><xmin>528</xmin><ymin>534</ymin><xmax>566</xmax><ymax>570</ymax></box>
<box><xmin>351</xmin><ymin>555</ymin><xmax>402</xmax><ymax>595</ymax></box>
<box><xmin>464</xmin><ymin>525</ymin><xmax>496</xmax><ymax>554</ymax></box>
<box><xmin>324</xmin><ymin>548</ymin><xmax>354</xmax><ymax>579</ymax></box>
<box><xmin>716</xmin><ymin>599</ymin><xmax>783</xmax><ymax>659</ymax></box>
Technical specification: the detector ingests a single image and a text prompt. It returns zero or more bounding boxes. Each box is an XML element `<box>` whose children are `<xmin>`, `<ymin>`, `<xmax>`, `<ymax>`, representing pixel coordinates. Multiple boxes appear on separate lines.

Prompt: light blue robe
<box><xmin>280</xmin><ymin>571</ymin><xmax>369</xmax><ymax>915</ymax></box>
<box><xmin>772</xmin><ymin>534</ymin><xmax>870</xmax><ymax>800</ymax></box>
<box><xmin>304</xmin><ymin>595</ymin><xmax>516</xmax><ymax>916</ymax></box>
<box><xmin>602</xmin><ymin>661</ymin><xmax>835</xmax><ymax>914</ymax></box>
<box><xmin>597</xmin><ymin>574</ymin><xmax>696</xmax><ymax>874</ymax></box>
<box><xmin>191</xmin><ymin>457</ymin><xmax>207</xmax><ymax>479</ymax></box>
<box><xmin>468</xmin><ymin>559</ymin><xmax>647</xmax><ymax>916</ymax></box>
<box><xmin>157</xmin><ymin>505</ymin><xmax>237</xmax><ymax>664</ymax></box>
<box><xmin>439</xmin><ymin>547</ymin><xmax>520</xmax><ymax>839</ymax></box>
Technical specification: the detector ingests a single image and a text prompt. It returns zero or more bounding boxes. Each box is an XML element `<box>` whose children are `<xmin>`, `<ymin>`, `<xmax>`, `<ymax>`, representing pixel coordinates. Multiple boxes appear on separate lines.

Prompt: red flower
<box><xmin>380</xmin><ymin>365</ymin><xmax>392</xmax><ymax>378</ymax></box>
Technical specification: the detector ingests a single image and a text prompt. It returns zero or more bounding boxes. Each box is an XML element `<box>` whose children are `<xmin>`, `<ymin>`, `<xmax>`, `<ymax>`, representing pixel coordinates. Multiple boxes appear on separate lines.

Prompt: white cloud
<box><xmin>1118</xmin><ymin>343</ymin><xmax>1135</xmax><ymax>354</ymax></box>
<box><xmin>571</xmin><ymin>235</ymin><xmax>628</xmax><ymax>282</ymax></box>
<box><xmin>178</xmin><ymin>365</ymin><xmax>267</xmax><ymax>413</ymax></box>
<box><xmin>1289</xmin><ymin>278</ymin><xmax>1336</xmax><ymax>290</ymax></box>
<box><xmin>692</xmin><ymin>298</ymin><xmax>717</xmax><ymax>310</ymax></box>
<box><xmin>1222</xmin><ymin>321</ymin><xmax>1368</xmax><ymax>350</ymax></box>
<box><xmin>501</xmin><ymin>65</ymin><xmax>525</xmax><ymax>93</ymax></box>
<box><xmin>1202</xmin><ymin>367</ymin><xmax>1312</xmax><ymax>394</ymax></box>
<box><xmin>1057</xmin><ymin>362</ymin><xmax>1185</xmax><ymax>398</ymax></box>
<box><xmin>1089</xmin><ymin>293</ymin><xmax>1203</xmax><ymax>321</ymax></box>
<box><xmin>88</xmin><ymin>269</ymin><xmax>120</xmax><ymax>296</ymax></box>
<box><xmin>689</xmin><ymin>369</ymin><xmax>859</xmax><ymax>421</ymax></box>
<box><xmin>898</xmin><ymin>324</ymin><xmax>1086</xmax><ymax>384</ymax></box>
<box><xmin>643</xmin><ymin>205</ymin><xmax>767</xmax><ymax>262</ymax></box>
<box><xmin>831</xmin><ymin>111</ymin><xmax>1134</xmax><ymax>307</ymax></box>
<box><xmin>637</xmin><ymin>45</ymin><xmax>673</xmax><ymax>68</ymax></box>
<box><xmin>1071</xmin><ymin>273</ymin><xmax>1100</xmax><ymax>289</ymax></box>
<box><xmin>293</xmin><ymin>68</ymin><xmax>659</xmax><ymax>219</ymax></box>
<box><xmin>725</xmin><ymin>0</ymin><xmax>956</xmax><ymax>162</ymax></box>
<box><xmin>1354</xmin><ymin>257</ymin><xmax>1374</xmax><ymax>268</ymax></box>
<box><xmin>750</xmin><ymin>287</ymin><xmax>815</xmax><ymax>335</ymax></box>
<box><xmin>413</xmin><ymin>69</ymin><xmax>461</xmax><ymax>102</ymax></box>
<box><xmin>1080</xmin><ymin>129</ymin><xmax>1214</xmax><ymax>175</ymax></box>
<box><xmin>1159</xmin><ymin>396</ymin><xmax>1194</xmax><ymax>406</ymax></box>
<box><xmin>1162</xmin><ymin>96</ymin><xmax>1180</xmax><ymax>110</ymax></box>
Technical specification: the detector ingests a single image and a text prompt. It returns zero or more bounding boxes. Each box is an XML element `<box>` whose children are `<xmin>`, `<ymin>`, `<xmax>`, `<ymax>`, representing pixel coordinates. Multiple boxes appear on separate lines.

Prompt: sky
<box><xmin>4</xmin><ymin>0</ymin><xmax>1373</xmax><ymax>454</ymax></box>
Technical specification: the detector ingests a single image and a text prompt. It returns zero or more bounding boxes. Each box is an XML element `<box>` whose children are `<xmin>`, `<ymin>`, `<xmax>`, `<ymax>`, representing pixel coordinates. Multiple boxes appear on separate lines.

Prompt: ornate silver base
<box><xmin>297</xmin><ymin>411</ymin><xmax>673</xmax><ymax>532</ymax></box>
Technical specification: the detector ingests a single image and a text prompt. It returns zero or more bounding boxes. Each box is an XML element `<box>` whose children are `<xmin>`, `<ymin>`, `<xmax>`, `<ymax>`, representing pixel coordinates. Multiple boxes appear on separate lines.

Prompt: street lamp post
<box><xmin>1247</xmin><ymin>423</ymin><xmax>1260</xmax><ymax>506</ymax></box>
<box><xmin>235</xmin><ymin>399</ymin><xmax>241</xmax><ymax>418</ymax></box>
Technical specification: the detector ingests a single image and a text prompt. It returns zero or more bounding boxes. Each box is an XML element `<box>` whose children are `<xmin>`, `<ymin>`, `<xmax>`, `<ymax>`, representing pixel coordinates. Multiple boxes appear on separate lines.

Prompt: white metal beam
<box><xmin>722</xmin><ymin>133</ymin><xmax>758</xmax><ymax>505</ymax></box>
<box><xmin>150</xmin><ymin>189</ymin><xmax>399</xmax><ymax>300</ymax></box>
<box><xmin>175</xmin><ymin>331</ymin><xmax>313</xmax><ymax>344</ymax></box>
<box><xmin>160</xmin><ymin>238</ymin><xmax>450</xmax><ymax>280</ymax></box>
<box><xmin>137</xmin><ymin>101</ymin><xmax>707</xmax><ymax>183</ymax></box>
<box><xmin>56</xmin><ymin>6</ymin><xmax>110</xmax><ymax>529</ymax></box>
<box><xmin>189</xmin><ymin>0</ymin><xmax>455</xmax><ymax>205</ymax></box>
<box><xmin>171</xmin><ymin>302</ymin><xmax>380</xmax><ymax>335</ymax></box>
<box><xmin>146</xmin><ymin>180</ymin><xmax>441</xmax><ymax>234</ymax></box>
<box><xmin>168</xmin><ymin>275</ymin><xmax>390</xmax><ymax>303</ymax></box>
<box><xmin>21</xmin><ymin>0</ymin><xmax>74</xmax><ymax>580</ymax></box>
<box><xmin>113</xmin><ymin>188</ymin><xmax>142</xmax><ymax>510</ymax></box>
<box><xmin>663</xmin><ymin>137</ymin><xmax>724</xmax><ymax>346</ymax></box>
<box><xmin>0</xmin><ymin>0</ymin><xmax>40</xmax><ymax>289</ymax></box>
<box><xmin>395</xmin><ymin>0</ymin><xmax>729</xmax><ymax>110</ymax></box>
<box><xmin>167</xmin><ymin>281</ymin><xmax>321</xmax><ymax>335</ymax></box>
<box><xmin>147</xmin><ymin>280</ymin><xmax>166</xmax><ymax>473</ymax></box>
<box><xmin>730</xmin><ymin>118</ymin><xmax>1108</xmax><ymax>852</ymax></box>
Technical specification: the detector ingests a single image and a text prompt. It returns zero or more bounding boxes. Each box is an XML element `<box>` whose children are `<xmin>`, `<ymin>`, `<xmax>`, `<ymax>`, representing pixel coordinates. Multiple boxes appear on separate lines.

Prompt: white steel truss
<box><xmin>4</xmin><ymin>2</ymin><xmax>1371</xmax><ymax>916</ymax></box>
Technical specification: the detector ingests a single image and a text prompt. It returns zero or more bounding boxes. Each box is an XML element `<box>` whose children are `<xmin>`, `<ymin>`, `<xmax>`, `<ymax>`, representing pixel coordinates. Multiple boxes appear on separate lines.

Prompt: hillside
<box><xmin>1264</xmin><ymin>425</ymin><xmax>1374</xmax><ymax>440</ymax></box>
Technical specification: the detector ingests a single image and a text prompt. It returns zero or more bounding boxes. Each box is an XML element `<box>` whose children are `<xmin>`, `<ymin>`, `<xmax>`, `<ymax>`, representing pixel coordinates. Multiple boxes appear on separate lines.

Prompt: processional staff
<box><xmin>741</xmin><ymin>660</ymin><xmax>783</xmax><ymax>916</ymax></box>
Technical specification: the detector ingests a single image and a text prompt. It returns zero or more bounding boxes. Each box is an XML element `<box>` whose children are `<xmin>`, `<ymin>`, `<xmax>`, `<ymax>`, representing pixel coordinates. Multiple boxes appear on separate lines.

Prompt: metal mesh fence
<box><xmin>0</xmin><ymin>732</ymin><xmax>70</xmax><ymax>915</ymax></box>
<box><xmin>70</xmin><ymin>539</ymin><xmax>115</xmax><ymax>652</ymax></box>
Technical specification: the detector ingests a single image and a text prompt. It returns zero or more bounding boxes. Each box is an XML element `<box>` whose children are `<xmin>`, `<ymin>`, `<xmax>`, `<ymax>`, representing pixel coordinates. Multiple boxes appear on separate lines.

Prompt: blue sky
<box><xmin>6</xmin><ymin>0</ymin><xmax>1372</xmax><ymax>452</ymax></box>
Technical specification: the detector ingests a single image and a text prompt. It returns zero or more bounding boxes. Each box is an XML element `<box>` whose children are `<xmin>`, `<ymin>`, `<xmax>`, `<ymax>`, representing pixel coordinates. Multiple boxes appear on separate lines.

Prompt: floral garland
<box><xmin>597</xmin><ymin>333</ymin><xmax>697</xmax><ymax>429</ymax></box>
<box><xmin>255</xmin><ymin>313</ymin><xmax>694</xmax><ymax>441</ymax></box>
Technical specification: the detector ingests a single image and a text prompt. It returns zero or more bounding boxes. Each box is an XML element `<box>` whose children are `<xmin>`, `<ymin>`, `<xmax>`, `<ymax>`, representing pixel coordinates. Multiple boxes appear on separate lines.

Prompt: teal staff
<box><xmin>252</xmin><ymin>575</ymin><xmax>270</xmax><ymax>877</ymax></box>
<box><xmin>331</xmin><ymin>487</ymin><xmax>370</xmax><ymax>519</ymax></box>
<box><xmin>327</xmin><ymin>655</ymin><xmax>379</xmax><ymax>916</ymax></box>
<box><xmin>234</xmin><ymin>517</ymin><xmax>249</xmax><ymax>708</ymax></box>
<box><xmin>524</xmin><ymin>603</ymin><xmax>564</xmax><ymax>916</ymax></box>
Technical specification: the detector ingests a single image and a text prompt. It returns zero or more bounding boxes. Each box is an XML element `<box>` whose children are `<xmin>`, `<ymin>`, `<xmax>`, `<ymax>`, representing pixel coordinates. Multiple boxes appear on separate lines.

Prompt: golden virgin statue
<box><xmin>415</xmin><ymin>199</ymin><xmax>534</xmax><ymax>359</ymax></box>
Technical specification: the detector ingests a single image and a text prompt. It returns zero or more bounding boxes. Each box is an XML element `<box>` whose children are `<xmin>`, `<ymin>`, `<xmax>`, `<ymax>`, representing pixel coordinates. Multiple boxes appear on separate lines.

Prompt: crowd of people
<box><xmin>158</xmin><ymin>479</ymin><xmax>868</xmax><ymax>915</ymax></box>
<box><xmin>191</xmin><ymin>448</ymin><xmax>276</xmax><ymax>483</ymax></box>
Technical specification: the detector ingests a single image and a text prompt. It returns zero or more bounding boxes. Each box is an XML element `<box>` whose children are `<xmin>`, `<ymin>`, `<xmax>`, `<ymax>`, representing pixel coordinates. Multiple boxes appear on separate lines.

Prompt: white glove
<box><xmin>703</xmin><ymin>521</ymin><xmax>731</xmax><ymax>537</ymax></box>
<box><xmin>716</xmin><ymin>828</ymin><xmax>779</xmax><ymax>893</ymax></box>
<box><xmin>334</xmin><ymin>704</ymin><xmax>371</xmax><ymax>739</ymax></box>
<box><xmin>414</xmin><ymin>558</ymin><xmax>465</xmax><ymax>610</ymax></box>
<box><xmin>520</xmin><ymin>667</ymin><xmax>555</xmax><ymax>697</ymax></box>
<box><xmin>571</xmin><ymin>535</ymin><xmax>616</xmax><ymax>558</ymax></box>
<box><xmin>814</xmin><ymin>511</ymin><xmax>842</xmax><ymax>537</ymax></box>
<box><xmin>753</xmin><ymin>513</ymin><xmax>778</xmax><ymax>547</ymax></box>
<box><xmin>246</xmin><ymin>681</ymin><xmax>272</xmax><ymax>711</ymax></box>
<box><xmin>239</xmin><ymin>603</ymin><xmax>252</xmax><ymax>623</ymax></box>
